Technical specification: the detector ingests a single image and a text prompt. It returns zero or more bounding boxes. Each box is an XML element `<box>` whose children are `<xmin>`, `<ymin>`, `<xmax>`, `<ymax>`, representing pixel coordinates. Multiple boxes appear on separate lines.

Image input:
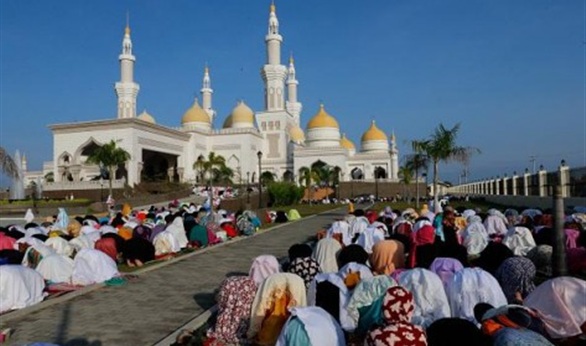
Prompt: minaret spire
<box><xmin>261</xmin><ymin>1</ymin><xmax>287</xmax><ymax>111</ymax></box>
<box><xmin>201</xmin><ymin>65</ymin><xmax>215</xmax><ymax>122</ymax></box>
<box><xmin>115</xmin><ymin>17</ymin><xmax>140</xmax><ymax>119</ymax></box>
<box><xmin>286</xmin><ymin>52</ymin><xmax>302</xmax><ymax>121</ymax></box>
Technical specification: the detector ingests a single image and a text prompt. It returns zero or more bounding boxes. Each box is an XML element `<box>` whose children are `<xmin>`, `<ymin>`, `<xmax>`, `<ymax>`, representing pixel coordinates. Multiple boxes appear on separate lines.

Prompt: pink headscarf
<box><xmin>564</xmin><ymin>228</ymin><xmax>580</xmax><ymax>250</ymax></box>
<box><xmin>249</xmin><ymin>255</ymin><xmax>280</xmax><ymax>285</ymax></box>
<box><xmin>409</xmin><ymin>225</ymin><xmax>436</xmax><ymax>268</ymax></box>
<box><xmin>95</xmin><ymin>238</ymin><xmax>118</xmax><ymax>262</ymax></box>
<box><xmin>0</xmin><ymin>232</ymin><xmax>16</xmax><ymax>251</ymax></box>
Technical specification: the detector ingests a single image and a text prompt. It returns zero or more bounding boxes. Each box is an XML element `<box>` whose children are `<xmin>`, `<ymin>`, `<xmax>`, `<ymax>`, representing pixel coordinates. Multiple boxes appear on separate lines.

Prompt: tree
<box><xmin>405</xmin><ymin>147</ymin><xmax>430</xmax><ymax>209</ymax></box>
<box><xmin>298</xmin><ymin>166</ymin><xmax>319</xmax><ymax>202</ymax></box>
<box><xmin>85</xmin><ymin>140</ymin><xmax>131</xmax><ymax>198</ymax></box>
<box><xmin>192</xmin><ymin>152</ymin><xmax>232</xmax><ymax>186</ymax></box>
<box><xmin>398</xmin><ymin>165</ymin><xmax>413</xmax><ymax>201</ymax></box>
<box><xmin>0</xmin><ymin>146</ymin><xmax>19</xmax><ymax>178</ymax></box>
<box><xmin>261</xmin><ymin>171</ymin><xmax>276</xmax><ymax>184</ymax></box>
<box><xmin>414</xmin><ymin>123</ymin><xmax>480</xmax><ymax>212</ymax></box>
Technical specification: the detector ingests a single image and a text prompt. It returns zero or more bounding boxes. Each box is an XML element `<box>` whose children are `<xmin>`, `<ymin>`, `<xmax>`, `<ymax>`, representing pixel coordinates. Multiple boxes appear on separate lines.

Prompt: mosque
<box><xmin>27</xmin><ymin>4</ymin><xmax>399</xmax><ymax>189</ymax></box>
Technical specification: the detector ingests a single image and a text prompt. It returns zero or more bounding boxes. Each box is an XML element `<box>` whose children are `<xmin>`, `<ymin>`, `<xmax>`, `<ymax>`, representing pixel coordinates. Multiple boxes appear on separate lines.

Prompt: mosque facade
<box><xmin>31</xmin><ymin>4</ymin><xmax>399</xmax><ymax>188</ymax></box>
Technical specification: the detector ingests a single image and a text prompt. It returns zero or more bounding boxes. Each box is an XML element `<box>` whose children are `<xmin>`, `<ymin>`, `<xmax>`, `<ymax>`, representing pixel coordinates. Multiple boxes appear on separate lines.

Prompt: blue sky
<box><xmin>1</xmin><ymin>0</ymin><xmax>584</xmax><ymax>186</ymax></box>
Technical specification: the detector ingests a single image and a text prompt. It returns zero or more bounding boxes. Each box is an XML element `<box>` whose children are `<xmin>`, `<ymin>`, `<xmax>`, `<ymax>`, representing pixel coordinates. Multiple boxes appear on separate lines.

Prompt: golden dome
<box><xmin>289</xmin><ymin>125</ymin><xmax>305</xmax><ymax>142</ymax></box>
<box><xmin>361</xmin><ymin>120</ymin><xmax>387</xmax><ymax>142</ymax></box>
<box><xmin>231</xmin><ymin>101</ymin><xmax>254</xmax><ymax>124</ymax></box>
<box><xmin>222</xmin><ymin>115</ymin><xmax>233</xmax><ymax>128</ymax></box>
<box><xmin>307</xmin><ymin>104</ymin><xmax>339</xmax><ymax>129</ymax></box>
<box><xmin>182</xmin><ymin>99</ymin><xmax>210</xmax><ymax>124</ymax></box>
<box><xmin>137</xmin><ymin>110</ymin><xmax>155</xmax><ymax>124</ymax></box>
<box><xmin>340</xmin><ymin>133</ymin><xmax>355</xmax><ymax>150</ymax></box>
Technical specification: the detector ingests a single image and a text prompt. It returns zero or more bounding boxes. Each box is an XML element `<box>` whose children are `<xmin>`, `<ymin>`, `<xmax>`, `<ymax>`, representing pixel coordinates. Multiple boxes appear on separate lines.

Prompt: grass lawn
<box><xmin>0</xmin><ymin>198</ymin><xmax>92</xmax><ymax>207</ymax></box>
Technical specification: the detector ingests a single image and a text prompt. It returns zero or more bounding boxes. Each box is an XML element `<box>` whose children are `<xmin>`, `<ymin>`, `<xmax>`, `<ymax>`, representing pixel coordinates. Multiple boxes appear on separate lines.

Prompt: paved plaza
<box><xmin>1</xmin><ymin>207</ymin><xmax>348</xmax><ymax>346</ymax></box>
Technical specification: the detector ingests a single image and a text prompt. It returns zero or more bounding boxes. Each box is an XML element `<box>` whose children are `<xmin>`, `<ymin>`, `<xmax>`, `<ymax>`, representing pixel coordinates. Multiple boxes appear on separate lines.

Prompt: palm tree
<box><xmin>405</xmin><ymin>147</ymin><xmax>430</xmax><ymax>209</ymax></box>
<box><xmin>414</xmin><ymin>123</ymin><xmax>480</xmax><ymax>212</ymax></box>
<box><xmin>193</xmin><ymin>152</ymin><xmax>231</xmax><ymax>186</ymax></box>
<box><xmin>398</xmin><ymin>166</ymin><xmax>413</xmax><ymax>202</ymax></box>
<box><xmin>298</xmin><ymin>166</ymin><xmax>319</xmax><ymax>202</ymax></box>
<box><xmin>194</xmin><ymin>155</ymin><xmax>206</xmax><ymax>184</ymax></box>
<box><xmin>86</xmin><ymin>140</ymin><xmax>131</xmax><ymax>198</ymax></box>
<box><xmin>0</xmin><ymin>146</ymin><xmax>19</xmax><ymax>178</ymax></box>
<box><xmin>261</xmin><ymin>171</ymin><xmax>276</xmax><ymax>184</ymax></box>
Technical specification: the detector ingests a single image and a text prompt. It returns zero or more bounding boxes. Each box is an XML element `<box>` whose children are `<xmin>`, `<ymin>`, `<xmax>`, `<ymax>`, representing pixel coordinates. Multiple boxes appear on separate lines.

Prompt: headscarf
<box><xmin>337</xmin><ymin>262</ymin><xmax>374</xmax><ymax>289</ymax></box>
<box><xmin>35</xmin><ymin>253</ymin><xmax>74</xmax><ymax>284</ymax></box>
<box><xmin>475</xmin><ymin>242</ymin><xmax>514</xmax><ymax>275</ymax></box>
<box><xmin>152</xmin><ymin>230</ymin><xmax>181</xmax><ymax>257</ymax></box>
<box><xmin>55</xmin><ymin>208</ymin><xmax>69</xmax><ymax>232</ymax></box>
<box><xmin>121</xmin><ymin>203</ymin><xmax>132</xmax><ymax>217</ymax></box>
<box><xmin>526</xmin><ymin>245</ymin><xmax>552</xmax><ymax>277</ymax></box>
<box><xmin>355</xmin><ymin>225</ymin><xmax>386</xmax><ymax>254</ymax></box>
<box><xmin>327</xmin><ymin>220</ymin><xmax>352</xmax><ymax>246</ymax></box>
<box><xmin>24</xmin><ymin>208</ymin><xmax>35</xmax><ymax>224</ymax></box>
<box><xmin>410</xmin><ymin>225</ymin><xmax>436</xmax><ymax>268</ymax></box>
<box><xmin>494</xmin><ymin>257</ymin><xmax>536</xmax><ymax>303</ymax></box>
<box><xmin>207</xmin><ymin>276</ymin><xmax>257</xmax><ymax>345</ymax></box>
<box><xmin>312</xmin><ymin>238</ymin><xmax>342</xmax><ymax>273</ymax></box>
<box><xmin>276</xmin><ymin>306</ymin><xmax>346</xmax><ymax>346</ymax></box>
<box><xmin>287</xmin><ymin>209</ymin><xmax>301</xmax><ymax>221</ymax></box>
<box><xmin>132</xmin><ymin>225</ymin><xmax>152</xmax><ymax>240</ymax></box>
<box><xmin>71</xmin><ymin>248</ymin><xmax>119</xmax><ymax>285</ymax></box>
<box><xmin>346</xmin><ymin>275</ymin><xmax>397</xmax><ymax>331</ymax></box>
<box><xmin>307</xmin><ymin>273</ymin><xmax>352</xmax><ymax>330</ymax></box>
<box><xmin>0</xmin><ymin>265</ymin><xmax>46</xmax><ymax>314</ymax></box>
<box><xmin>288</xmin><ymin>257</ymin><xmax>321</xmax><ymax>289</ymax></box>
<box><xmin>94</xmin><ymin>237</ymin><xmax>118</xmax><ymax>262</ymax></box>
<box><xmin>288</xmin><ymin>243</ymin><xmax>313</xmax><ymax>262</ymax></box>
<box><xmin>0</xmin><ymin>232</ymin><xmax>16</xmax><ymax>251</ymax></box>
<box><xmin>366</xmin><ymin>286</ymin><xmax>428</xmax><ymax>346</ymax></box>
<box><xmin>524</xmin><ymin>277</ymin><xmax>586</xmax><ymax>339</ymax></box>
<box><xmin>117</xmin><ymin>227</ymin><xmax>133</xmax><ymax>241</ymax></box>
<box><xmin>67</xmin><ymin>220</ymin><xmax>82</xmax><ymax>237</ymax></box>
<box><xmin>484</xmin><ymin>214</ymin><xmax>508</xmax><ymax>237</ymax></box>
<box><xmin>502</xmin><ymin>226</ymin><xmax>536</xmax><ymax>256</ymax></box>
<box><xmin>247</xmin><ymin>273</ymin><xmax>307</xmax><ymax>345</ymax></box>
<box><xmin>445</xmin><ymin>268</ymin><xmax>508</xmax><ymax>324</ymax></box>
<box><xmin>249</xmin><ymin>255</ymin><xmax>280</xmax><ymax>285</ymax></box>
<box><xmin>370</xmin><ymin>240</ymin><xmax>405</xmax><ymax>275</ymax></box>
<box><xmin>397</xmin><ymin>269</ymin><xmax>451</xmax><ymax>328</ymax></box>
<box><xmin>462</xmin><ymin>217</ymin><xmax>489</xmax><ymax>256</ymax></box>
<box><xmin>165</xmin><ymin>216</ymin><xmax>189</xmax><ymax>248</ymax></box>
<box><xmin>337</xmin><ymin>244</ymin><xmax>369</xmax><ymax>268</ymax></box>
<box><xmin>429</xmin><ymin>257</ymin><xmax>464</xmax><ymax>289</ymax></box>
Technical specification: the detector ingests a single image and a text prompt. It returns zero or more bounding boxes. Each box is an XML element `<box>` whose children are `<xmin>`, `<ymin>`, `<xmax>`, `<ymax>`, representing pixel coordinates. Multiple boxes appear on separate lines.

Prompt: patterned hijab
<box><xmin>495</xmin><ymin>257</ymin><xmax>536</xmax><ymax>303</ymax></box>
<box><xmin>288</xmin><ymin>257</ymin><xmax>321</xmax><ymax>289</ymax></box>
<box><xmin>367</xmin><ymin>286</ymin><xmax>428</xmax><ymax>346</ymax></box>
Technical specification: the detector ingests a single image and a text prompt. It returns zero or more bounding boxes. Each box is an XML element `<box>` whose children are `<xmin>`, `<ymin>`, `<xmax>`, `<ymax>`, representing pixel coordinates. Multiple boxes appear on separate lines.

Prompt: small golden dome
<box><xmin>361</xmin><ymin>120</ymin><xmax>387</xmax><ymax>142</ymax></box>
<box><xmin>307</xmin><ymin>104</ymin><xmax>339</xmax><ymax>129</ymax></box>
<box><xmin>231</xmin><ymin>101</ymin><xmax>254</xmax><ymax>124</ymax></box>
<box><xmin>182</xmin><ymin>99</ymin><xmax>210</xmax><ymax>124</ymax></box>
<box><xmin>138</xmin><ymin>110</ymin><xmax>155</xmax><ymax>124</ymax></box>
<box><xmin>340</xmin><ymin>133</ymin><xmax>355</xmax><ymax>150</ymax></box>
<box><xmin>289</xmin><ymin>125</ymin><xmax>305</xmax><ymax>142</ymax></box>
<box><xmin>222</xmin><ymin>115</ymin><xmax>233</xmax><ymax>129</ymax></box>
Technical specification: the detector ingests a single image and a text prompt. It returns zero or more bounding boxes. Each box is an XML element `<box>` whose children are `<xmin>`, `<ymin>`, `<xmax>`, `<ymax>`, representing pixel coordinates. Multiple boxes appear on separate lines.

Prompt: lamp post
<box><xmin>99</xmin><ymin>177</ymin><xmax>104</xmax><ymax>202</ymax></box>
<box><xmin>246</xmin><ymin>172</ymin><xmax>251</xmax><ymax>205</ymax></box>
<box><xmin>374</xmin><ymin>167</ymin><xmax>379</xmax><ymax>200</ymax></box>
<box><xmin>257</xmin><ymin>151</ymin><xmax>263</xmax><ymax>208</ymax></box>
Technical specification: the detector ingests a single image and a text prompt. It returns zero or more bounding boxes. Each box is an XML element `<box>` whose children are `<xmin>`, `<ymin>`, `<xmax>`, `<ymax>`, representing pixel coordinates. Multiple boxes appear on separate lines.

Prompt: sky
<box><xmin>1</xmin><ymin>0</ymin><xmax>585</xmax><ymax>186</ymax></box>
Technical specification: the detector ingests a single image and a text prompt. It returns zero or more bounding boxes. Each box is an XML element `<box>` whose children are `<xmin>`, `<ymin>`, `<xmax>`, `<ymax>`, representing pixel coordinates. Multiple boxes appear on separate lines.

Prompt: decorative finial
<box><xmin>289</xmin><ymin>52</ymin><xmax>294</xmax><ymax>65</ymax></box>
<box><xmin>204</xmin><ymin>63</ymin><xmax>209</xmax><ymax>74</ymax></box>
<box><xmin>125</xmin><ymin>11</ymin><xmax>130</xmax><ymax>35</ymax></box>
<box><xmin>270</xmin><ymin>0</ymin><xmax>276</xmax><ymax>13</ymax></box>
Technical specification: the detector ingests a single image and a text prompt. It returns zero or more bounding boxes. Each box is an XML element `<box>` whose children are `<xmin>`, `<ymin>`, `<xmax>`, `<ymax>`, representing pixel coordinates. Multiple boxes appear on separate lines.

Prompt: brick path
<box><xmin>2</xmin><ymin>207</ymin><xmax>347</xmax><ymax>346</ymax></box>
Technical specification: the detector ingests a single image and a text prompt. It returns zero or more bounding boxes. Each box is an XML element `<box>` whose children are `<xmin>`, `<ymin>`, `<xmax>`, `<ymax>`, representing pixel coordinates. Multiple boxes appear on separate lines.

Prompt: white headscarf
<box><xmin>69</xmin><ymin>234</ymin><xmax>95</xmax><ymax>252</ymax></box>
<box><xmin>313</xmin><ymin>238</ymin><xmax>342</xmax><ymax>273</ymax></box>
<box><xmin>484</xmin><ymin>214</ymin><xmax>508</xmax><ymax>236</ymax></box>
<box><xmin>249</xmin><ymin>255</ymin><xmax>280</xmax><ymax>286</ymax></box>
<box><xmin>397</xmin><ymin>268</ymin><xmax>451</xmax><ymax>328</ymax></box>
<box><xmin>346</xmin><ymin>276</ymin><xmax>397</xmax><ymax>330</ymax></box>
<box><xmin>0</xmin><ymin>265</ymin><xmax>46</xmax><ymax>313</ymax></box>
<box><xmin>308</xmin><ymin>273</ymin><xmax>353</xmax><ymax>331</ymax></box>
<box><xmin>276</xmin><ymin>306</ymin><xmax>346</xmax><ymax>346</ymax></box>
<box><xmin>36</xmin><ymin>254</ymin><xmax>74</xmax><ymax>283</ymax></box>
<box><xmin>445</xmin><ymin>268</ymin><xmax>507</xmax><ymax>324</ymax></box>
<box><xmin>503</xmin><ymin>226</ymin><xmax>536</xmax><ymax>256</ymax></box>
<box><xmin>165</xmin><ymin>216</ymin><xmax>188</xmax><ymax>248</ymax></box>
<box><xmin>350</xmin><ymin>216</ymin><xmax>369</xmax><ymax>238</ymax></box>
<box><xmin>153</xmin><ymin>230</ymin><xmax>181</xmax><ymax>256</ymax></box>
<box><xmin>99</xmin><ymin>225</ymin><xmax>118</xmax><ymax>235</ymax></box>
<box><xmin>24</xmin><ymin>208</ymin><xmax>35</xmax><ymax>224</ymax></box>
<box><xmin>355</xmin><ymin>225</ymin><xmax>385</xmax><ymax>254</ymax></box>
<box><xmin>337</xmin><ymin>262</ymin><xmax>374</xmax><ymax>283</ymax></box>
<box><xmin>71</xmin><ymin>249</ymin><xmax>119</xmax><ymax>285</ymax></box>
<box><xmin>327</xmin><ymin>221</ymin><xmax>352</xmax><ymax>246</ymax></box>
<box><xmin>55</xmin><ymin>208</ymin><xmax>69</xmax><ymax>232</ymax></box>
<box><xmin>461</xmin><ymin>217</ymin><xmax>489</xmax><ymax>256</ymax></box>
<box><xmin>45</xmin><ymin>236</ymin><xmax>74</xmax><ymax>257</ymax></box>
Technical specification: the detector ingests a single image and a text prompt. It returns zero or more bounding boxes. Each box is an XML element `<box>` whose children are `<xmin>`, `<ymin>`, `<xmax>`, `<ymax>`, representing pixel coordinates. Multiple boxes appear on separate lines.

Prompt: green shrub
<box><xmin>268</xmin><ymin>182</ymin><xmax>304</xmax><ymax>207</ymax></box>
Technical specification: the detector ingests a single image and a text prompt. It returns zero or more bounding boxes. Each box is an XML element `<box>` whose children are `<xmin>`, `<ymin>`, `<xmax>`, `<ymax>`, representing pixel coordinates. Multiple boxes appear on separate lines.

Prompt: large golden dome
<box><xmin>361</xmin><ymin>120</ymin><xmax>387</xmax><ymax>142</ymax></box>
<box><xmin>182</xmin><ymin>99</ymin><xmax>210</xmax><ymax>124</ymax></box>
<box><xmin>137</xmin><ymin>109</ymin><xmax>155</xmax><ymax>124</ymax></box>
<box><xmin>222</xmin><ymin>115</ymin><xmax>233</xmax><ymax>128</ymax></box>
<box><xmin>289</xmin><ymin>125</ymin><xmax>305</xmax><ymax>142</ymax></box>
<box><xmin>307</xmin><ymin>104</ymin><xmax>339</xmax><ymax>129</ymax></box>
<box><xmin>231</xmin><ymin>101</ymin><xmax>254</xmax><ymax>124</ymax></box>
<box><xmin>340</xmin><ymin>133</ymin><xmax>355</xmax><ymax>150</ymax></box>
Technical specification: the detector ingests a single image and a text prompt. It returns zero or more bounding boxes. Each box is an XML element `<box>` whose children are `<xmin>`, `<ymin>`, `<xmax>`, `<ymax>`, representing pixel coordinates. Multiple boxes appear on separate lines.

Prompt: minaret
<box><xmin>286</xmin><ymin>54</ymin><xmax>302</xmax><ymax>122</ymax></box>
<box><xmin>390</xmin><ymin>130</ymin><xmax>399</xmax><ymax>180</ymax></box>
<box><xmin>200</xmin><ymin>65</ymin><xmax>215</xmax><ymax>122</ymax></box>
<box><xmin>114</xmin><ymin>22</ymin><xmax>140</xmax><ymax>119</ymax></box>
<box><xmin>21</xmin><ymin>153</ymin><xmax>27</xmax><ymax>172</ymax></box>
<box><xmin>261</xmin><ymin>2</ymin><xmax>287</xmax><ymax>111</ymax></box>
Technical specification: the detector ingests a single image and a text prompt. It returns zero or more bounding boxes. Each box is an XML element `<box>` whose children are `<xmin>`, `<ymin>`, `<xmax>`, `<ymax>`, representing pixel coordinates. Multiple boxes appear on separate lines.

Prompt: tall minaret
<box><xmin>21</xmin><ymin>153</ymin><xmax>27</xmax><ymax>172</ymax></box>
<box><xmin>261</xmin><ymin>2</ymin><xmax>287</xmax><ymax>112</ymax></box>
<box><xmin>200</xmin><ymin>66</ymin><xmax>215</xmax><ymax>122</ymax></box>
<box><xmin>285</xmin><ymin>54</ymin><xmax>302</xmax><ymax>122</ymax></box>
<box><xmin>114</xmin><ymin>22</ymin><xmax>140</xmax><ymax>119</ymax></box>
<box><xmin>390</xmin><ymin>131</ymin><xmax>399</xmax><ymax>180</ymax></box>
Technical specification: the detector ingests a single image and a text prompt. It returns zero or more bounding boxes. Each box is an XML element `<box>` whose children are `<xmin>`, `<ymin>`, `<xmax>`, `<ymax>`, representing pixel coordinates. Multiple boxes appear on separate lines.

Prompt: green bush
<box><xmin>268</xmin><ymin>182</ymin><xmax>304</xmax><ymax>207</ymax></box>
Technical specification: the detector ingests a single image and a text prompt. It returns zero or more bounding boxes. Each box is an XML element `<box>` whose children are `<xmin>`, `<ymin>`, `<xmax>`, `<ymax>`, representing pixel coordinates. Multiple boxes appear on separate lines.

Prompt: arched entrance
<box><xmin>351</xmin><ymin>167</ymin><xmax>364</xmax><ymax>180</ymax></box>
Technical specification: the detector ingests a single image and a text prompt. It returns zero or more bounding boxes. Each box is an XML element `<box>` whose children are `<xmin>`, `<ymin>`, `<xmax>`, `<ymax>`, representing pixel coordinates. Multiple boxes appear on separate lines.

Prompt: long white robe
<box><xmin>72</xmin><ymin>249</ymin><xmax>119</xmax><ymax>285</ymax></box>
<box><xmin>0</xmin><ymin>265</ymin><xmax>46</xmax><ymax>313</ymax></box>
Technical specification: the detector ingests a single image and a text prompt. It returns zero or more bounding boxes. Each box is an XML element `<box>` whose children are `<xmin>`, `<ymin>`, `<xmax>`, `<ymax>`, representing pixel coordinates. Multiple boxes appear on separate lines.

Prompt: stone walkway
<box><xmin>2</xmin><ymin>207</ymin><xmax>348</xmax><ymax>346</ymax></box>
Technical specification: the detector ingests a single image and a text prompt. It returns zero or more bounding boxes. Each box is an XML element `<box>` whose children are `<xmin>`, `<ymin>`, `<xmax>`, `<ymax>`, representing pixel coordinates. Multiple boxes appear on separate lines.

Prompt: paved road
<box><xmin>3</xmin><ymin>207</ymin><xmax>348</xmax><ymax>346</ymax></box>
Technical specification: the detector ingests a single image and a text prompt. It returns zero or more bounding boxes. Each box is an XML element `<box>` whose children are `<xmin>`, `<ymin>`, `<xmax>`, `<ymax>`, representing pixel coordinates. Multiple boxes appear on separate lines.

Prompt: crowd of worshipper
<box><xmin>0</xmin><ymin>201</ymin><xmax>305</xmax><ymax>314</ymax></box>
<box><xmin>175</xmin><ymin>203</ymin><xmax>586</xmax><ymax>346</ymax></box>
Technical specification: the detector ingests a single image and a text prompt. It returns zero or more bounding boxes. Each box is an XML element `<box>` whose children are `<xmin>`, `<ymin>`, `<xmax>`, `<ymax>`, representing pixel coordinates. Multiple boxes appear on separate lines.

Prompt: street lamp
<box><xmin>99</xmin><ymin>177</ymin><xmax>104</xmax><ymax>202</ymax></box>
<box><xmin>374</xmin><ymin>167</ymin><xmax>379</xmax><ymax>200</ymax></box>
<box><xmin>257</xmin><ymin>151</ymin><xmax>263</xmax><ymax>208</ymax></box>
<box><xmin>246</xmin><ymin>172</ymin><xmax>251</xmax><ymax>205</ymax></box>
